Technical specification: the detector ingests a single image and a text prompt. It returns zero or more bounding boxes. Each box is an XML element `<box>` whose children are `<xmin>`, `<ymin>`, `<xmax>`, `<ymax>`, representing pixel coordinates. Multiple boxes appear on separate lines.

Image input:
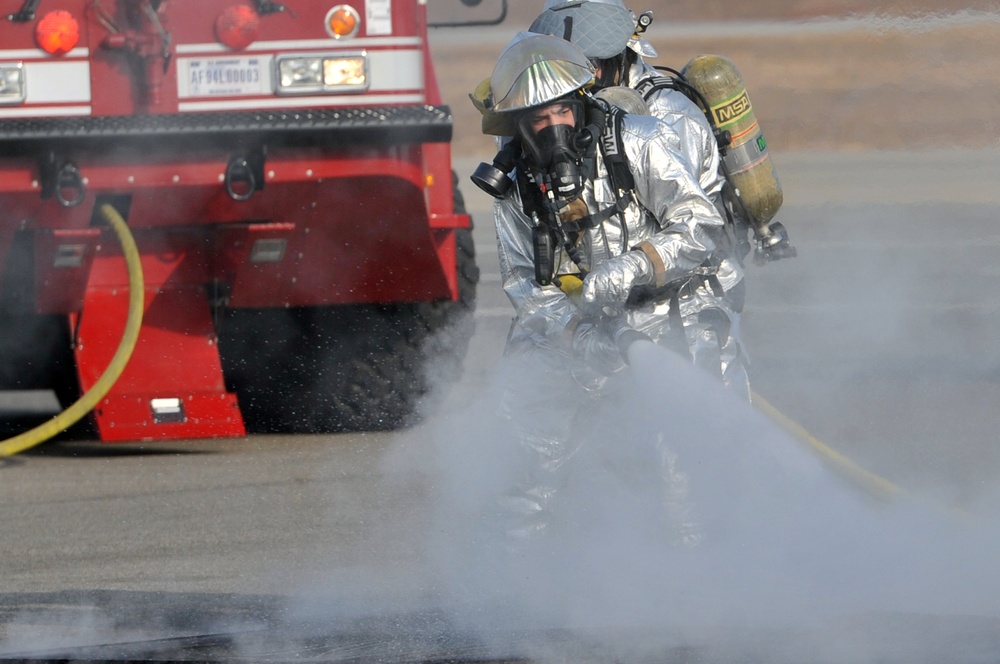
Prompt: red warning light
<box><xmin>215</xmin><ymin>5</ymin><xmax>261</xmax><ymax>51</ymax></box>
<box><xmin>36</xmin><ymin>10</ymin><xmax>80</xmax><ymax>56</ymax></box>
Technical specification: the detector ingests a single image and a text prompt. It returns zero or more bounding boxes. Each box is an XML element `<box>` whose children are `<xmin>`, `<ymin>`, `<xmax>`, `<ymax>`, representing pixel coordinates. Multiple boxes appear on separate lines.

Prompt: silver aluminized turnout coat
<box><xmin>481</xmin><ymin>32</ymin><xmax>749</xmax><ymax>547</ymax></box>
<box><xmin>495</xmin><ymin>109</ymin><xmax>748</xmax><ymax>393</ymax></box>
<box><xmin>492</xmin><ymin>107</ymin><xmax>748</xmax><ymax>546</ymax></box>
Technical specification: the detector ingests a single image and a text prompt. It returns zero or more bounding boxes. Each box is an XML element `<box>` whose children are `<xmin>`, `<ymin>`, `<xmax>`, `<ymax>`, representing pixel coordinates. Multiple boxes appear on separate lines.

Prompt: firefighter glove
<box><xmin>581</xmin><ymin>250</ymin><xmax>654</xmax><ymax>315</ymax></box>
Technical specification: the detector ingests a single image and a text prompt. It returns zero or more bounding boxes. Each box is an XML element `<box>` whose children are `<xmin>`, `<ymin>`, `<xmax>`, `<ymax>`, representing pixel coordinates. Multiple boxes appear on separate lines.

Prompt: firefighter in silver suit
<box><xmin>527</xmin><ymin>0</ymin><xmax>751</xmax><ymax>377</ymax></box>
<box><xmin>473</xmin><ymin>34</ymin><xmax>748</xmax><ymax>544</ymax></box>
<box><xmin>529</xmin><ymin>0</ymin><xmax>724</xmax><ymax>209</ymax></box>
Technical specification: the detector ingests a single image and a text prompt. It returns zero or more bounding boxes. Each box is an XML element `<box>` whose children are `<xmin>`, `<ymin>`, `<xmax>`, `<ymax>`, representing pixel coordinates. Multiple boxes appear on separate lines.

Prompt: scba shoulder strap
<box><xmin>599</xmin><ymin>103</ymin><xmax>635</xmax><ymax>195</ymax></box>
<box><xmin>639</xmin><ymin>69</ymin><xmax>734</xmax><ymax>156</ymax></box>
<box><xmin>634</xmin><ymin>74</ymin><xmax>679</xmax><ymax>102</ymax></box>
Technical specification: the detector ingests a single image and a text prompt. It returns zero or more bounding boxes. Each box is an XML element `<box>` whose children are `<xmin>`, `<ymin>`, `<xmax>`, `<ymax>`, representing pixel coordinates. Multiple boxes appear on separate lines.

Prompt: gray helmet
<box><xmin>530</xmin><ymin>0</ymin><xmax>636</xmax><ymax>60</ymax></box>
<box><xmin>489</xmin><ymin>32</ymin><xmax>595</xmax><ymax>114</ymax></box>
<box><xmin>538</xmin><ymin>0</ymin><xmax>660</xmax><ymax>60</ymax></box>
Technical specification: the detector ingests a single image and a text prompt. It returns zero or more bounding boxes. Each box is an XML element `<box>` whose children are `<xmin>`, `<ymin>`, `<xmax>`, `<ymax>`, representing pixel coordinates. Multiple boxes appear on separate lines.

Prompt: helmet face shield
<box><xmin>484</xmin><ymin>33</ymin><xmax>595</xmax><ymax>200</ymax></box>
<box><xmin>489</xmin><ymin>33</ymin><xmax>595</xmax><ymax>114</ymax></box>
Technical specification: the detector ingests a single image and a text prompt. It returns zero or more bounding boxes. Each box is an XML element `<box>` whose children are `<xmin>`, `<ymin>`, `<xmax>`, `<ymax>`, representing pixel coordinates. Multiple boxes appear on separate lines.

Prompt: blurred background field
<box><xmin>429</xmin><ymin>1</ymin><xmax>1000</xmax><ymax>157</ymax></box>
<box><xmin>486</xmin><ymin>0</ymin><xmax>1000</xmax><ymax>22</ymax></box>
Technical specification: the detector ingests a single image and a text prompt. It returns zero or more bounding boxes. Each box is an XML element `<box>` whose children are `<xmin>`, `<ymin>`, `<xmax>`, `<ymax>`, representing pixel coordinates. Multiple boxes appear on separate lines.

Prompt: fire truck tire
<box><xmin>220</xmin><ymin>175</ymin><xmax>479</xmax><ymax>434</ymax></box>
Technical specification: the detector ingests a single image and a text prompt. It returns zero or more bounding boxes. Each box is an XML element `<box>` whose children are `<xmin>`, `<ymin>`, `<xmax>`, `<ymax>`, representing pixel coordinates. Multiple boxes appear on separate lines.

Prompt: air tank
<box><xmin>682</xmin><ymin>55</ymin><xmax>784</xmax><ymax>244</ymax></box>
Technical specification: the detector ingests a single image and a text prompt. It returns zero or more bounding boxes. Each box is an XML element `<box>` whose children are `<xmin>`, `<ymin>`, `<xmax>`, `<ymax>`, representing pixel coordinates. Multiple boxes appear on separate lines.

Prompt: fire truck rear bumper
<box><xmin>0</xmin><ymin>105</ymin><xmax>455</xmax><ymax>154</ymax></box>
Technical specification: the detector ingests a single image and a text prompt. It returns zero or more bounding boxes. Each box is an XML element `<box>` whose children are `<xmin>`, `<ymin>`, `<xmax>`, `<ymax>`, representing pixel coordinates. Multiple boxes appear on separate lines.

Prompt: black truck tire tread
<box><xmin>221</xmin><ymin>174</ymin><xmax>479</xmax><ymax>434</ymax></box>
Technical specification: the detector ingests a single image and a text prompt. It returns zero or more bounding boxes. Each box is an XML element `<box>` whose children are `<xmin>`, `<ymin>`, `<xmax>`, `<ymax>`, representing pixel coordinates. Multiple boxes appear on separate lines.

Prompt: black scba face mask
<box><xmin>518</xmin><ymin>100</ymin><xmax>587</xmax><ymax>201</ymax></box>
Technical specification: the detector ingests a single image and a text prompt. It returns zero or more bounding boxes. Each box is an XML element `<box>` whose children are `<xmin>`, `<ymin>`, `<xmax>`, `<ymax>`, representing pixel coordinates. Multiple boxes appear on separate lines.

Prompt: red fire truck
<box><xmin>0</xmin><ymin>0</ymin><xmax>488</xmax><ymax>442</ymax></box>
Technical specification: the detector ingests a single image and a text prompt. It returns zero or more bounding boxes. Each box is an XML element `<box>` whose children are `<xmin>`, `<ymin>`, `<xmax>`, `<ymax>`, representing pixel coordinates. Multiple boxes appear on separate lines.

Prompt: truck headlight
<box><xmin>275</xmin><ymin>53</ymin><xmax>367</xmax><ymax>94</ymax></box>
<box><xmin>0</xmin><ymin>63</ymin><xmax>26</xmax><ymax>105</ymax></box>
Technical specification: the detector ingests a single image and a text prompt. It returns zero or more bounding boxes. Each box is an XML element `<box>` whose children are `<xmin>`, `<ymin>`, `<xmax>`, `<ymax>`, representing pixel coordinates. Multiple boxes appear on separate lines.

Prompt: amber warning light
<box><xmin>326</xmin><ymin>5</ymin><xmax>361</xmax><ymax>39</ymax></box>
<box><xmin>36</xmin><ymin>10</ymin><xmax>80</xmax><ymax>56</ymax></box>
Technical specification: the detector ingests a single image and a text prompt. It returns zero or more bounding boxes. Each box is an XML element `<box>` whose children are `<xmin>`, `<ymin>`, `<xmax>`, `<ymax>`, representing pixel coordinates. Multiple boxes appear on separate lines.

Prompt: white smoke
<box><xmin>364</xmin><ymin>336</ymin><xmax>1000</xmax><ymax>662</ymax></box>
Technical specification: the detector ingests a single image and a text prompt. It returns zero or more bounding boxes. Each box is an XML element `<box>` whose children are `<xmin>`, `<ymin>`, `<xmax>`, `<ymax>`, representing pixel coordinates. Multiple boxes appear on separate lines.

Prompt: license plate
<box><xmin>180</xmin><ymin>57</ymin><xmax>270</xmax><ymax>98</ymax></box>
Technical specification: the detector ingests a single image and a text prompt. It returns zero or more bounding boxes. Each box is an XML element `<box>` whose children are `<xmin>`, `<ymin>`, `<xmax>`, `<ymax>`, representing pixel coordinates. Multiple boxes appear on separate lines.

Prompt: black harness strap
<box><xmin>514</xmin><ymin>157</ymin><xmax>543</xmax><ymax>220</ymax></box>
<box><xmin>599</xmin><ymin>104</ymin><xmax>635</xmax><ymax>194</ymax></box>
<box><xmin>559</xmin><ymin>193</ymin><xmax>630</xmax><ymax>234</ymax></box>
<box><xmin>634</xmin><ymin>76</ymin><xmax>678</xmax><ymax>102</ymax></box>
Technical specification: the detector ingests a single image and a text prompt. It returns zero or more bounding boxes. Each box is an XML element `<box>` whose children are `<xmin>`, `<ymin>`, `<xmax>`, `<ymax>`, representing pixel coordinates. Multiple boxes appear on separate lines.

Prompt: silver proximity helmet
<box><xmin>489</xmin><ymin>32</ymin><xmax>595</xmax><ymax>114</ymax></box>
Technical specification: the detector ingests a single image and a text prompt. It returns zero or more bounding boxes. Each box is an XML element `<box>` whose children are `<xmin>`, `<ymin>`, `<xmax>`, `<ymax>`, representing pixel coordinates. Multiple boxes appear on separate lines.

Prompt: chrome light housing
<box><xmin>0</xmin><ymin>63</ymin><xmax>26</xmax><ymax>105</ymax></box>
<box><xmin>275</xmin><ymin>53</ymin><xmax>367</xmax><ymax>94</ymax></box>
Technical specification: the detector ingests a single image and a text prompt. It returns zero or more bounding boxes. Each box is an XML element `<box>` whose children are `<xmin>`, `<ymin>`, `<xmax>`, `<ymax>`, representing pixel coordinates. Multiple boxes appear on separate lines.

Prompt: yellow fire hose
<box><xmin>751</xmin><ymin>390</ymin><xmax>904</xmax><ymax>502</ymax></box>
<box><xmin>0</xmin><ymin>204</ymin><xmax>144</xmax><ymax>458</ymax></box>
